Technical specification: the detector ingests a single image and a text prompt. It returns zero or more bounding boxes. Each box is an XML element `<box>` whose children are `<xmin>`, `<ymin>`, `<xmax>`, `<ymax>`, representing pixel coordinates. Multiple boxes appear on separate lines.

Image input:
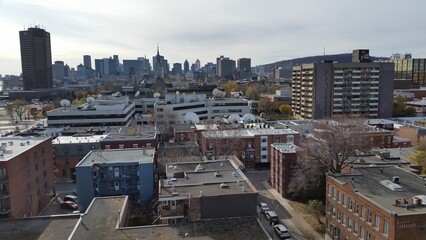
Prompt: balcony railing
<box><xmin>160</xmin><ymin>206</ymin><xmax>185</xmax><ymax>217</ymax></box>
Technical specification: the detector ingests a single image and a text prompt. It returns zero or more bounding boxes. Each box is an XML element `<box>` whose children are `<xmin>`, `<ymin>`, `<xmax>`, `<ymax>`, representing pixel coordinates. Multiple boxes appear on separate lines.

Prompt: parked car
<box><xmin>258</xmin><ymin>202</ymin><xmax>270</xmax><ymax>213</ymax></box>
<box><xmin>64</xmin><ymin>195</ymin><xmax>78</xmax><ymax>203</ymax></box>
<box><xmin>265</xmin><ymin>211</ymin><xmax>279</xmax><ymax>224</ymax></box>
<box><xmin>274</xmin><ymin>224</ymin><xmax>290</xmax><ymax>239</ymax></box>
<box><xmin>60</xmin><ymin>201</ymin><xmax>78</xmax><ymax>210</ymax></box>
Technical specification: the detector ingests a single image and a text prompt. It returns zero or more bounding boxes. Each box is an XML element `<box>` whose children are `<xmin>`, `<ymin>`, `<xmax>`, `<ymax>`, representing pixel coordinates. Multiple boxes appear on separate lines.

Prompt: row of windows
<box><xmin>327</xmin><ymin>184</ymin><xmax>390</xmax><ymax>237</ymax></box>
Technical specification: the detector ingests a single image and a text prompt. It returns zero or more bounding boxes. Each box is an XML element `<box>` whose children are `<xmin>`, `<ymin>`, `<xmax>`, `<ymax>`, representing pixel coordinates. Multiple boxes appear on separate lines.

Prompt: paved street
<box><xmin>245</xmin><ymin>170</ymin><xmax>323</xmax><ymax>240</ymax></box>
<box><xmin>39</xmin><ymin>181</ymin><xmax>78</xmax><ymax>216</ymax></box>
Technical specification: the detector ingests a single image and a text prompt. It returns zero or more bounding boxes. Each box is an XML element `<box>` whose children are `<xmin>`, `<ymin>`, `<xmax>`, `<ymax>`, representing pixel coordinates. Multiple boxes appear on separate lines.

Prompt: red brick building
<box><xmin>326</xmin><ymin>166</ymin><xmax>426</xmax><ymax>240</ymax></box>
<box><xmin>99</xmin><ymin>133</ymin><xmax>157</xmax><ymax>150</ymax></box>
<box><xmin>199</xmin><ymin>127</ymin><xmax>300</xmax><ymax>168</ymax></box>
<box><xmin>0</xmin><ymin>137</ymin><xmax>55</xmax><ymax>218</ymax></box>
<box><xmin>52</xmin><ymin>135</ymin><xmax>106</xmax><ymax>181</ymax></box>
<box><xmin>270</xmin><ymin>143</ymin><xmax>300</xmax><ymax>198</ymax></box>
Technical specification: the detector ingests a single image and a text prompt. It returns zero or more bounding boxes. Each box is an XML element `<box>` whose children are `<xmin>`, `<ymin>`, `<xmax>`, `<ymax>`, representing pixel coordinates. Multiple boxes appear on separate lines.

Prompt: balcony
<box><xmin>160</xmin><ymin>205</ymin><xmax>185</xmax><ymax>217</ymax></box>
<box><xmin>0</xmin><ymin>191</ymin><xmax>9</xmax><ymax>199</ymax></box>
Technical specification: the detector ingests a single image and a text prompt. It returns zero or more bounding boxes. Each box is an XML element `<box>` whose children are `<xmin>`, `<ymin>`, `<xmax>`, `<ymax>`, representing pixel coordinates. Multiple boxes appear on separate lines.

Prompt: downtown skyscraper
<box><xmin>19</xmin><ymin>27</ymin><xmax>53</xmax><ymax>90</ymax></box>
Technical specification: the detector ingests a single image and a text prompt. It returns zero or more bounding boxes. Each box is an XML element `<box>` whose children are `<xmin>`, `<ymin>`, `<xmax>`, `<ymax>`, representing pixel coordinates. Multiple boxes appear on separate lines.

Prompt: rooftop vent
<box><xmin>173</xmin><ymin>166</ymin><xmax>178</xmax><ymax>170</ymax></box>
<box><xmin>4</xmin><ymin>149</ymin><xmax>12</xmax><ymax>154</ymax></box>
<box><xmin>393</xmin><ymin>176</ymin><xmax>400</xmax><ymax>184</ymax></box>
<box><xmin>26</xmin><ymin>140</ymin><xmax>30</xmax><ymax>145</ymax></box>
<box><xmin>241</xmin><ymin>186</ymin><xmax>246</xmax><ymax>192</ymax></box>
<box><xmin>171</xmin><ymin>178</ymin><xmax>177</xmax><ymax>182</ymax></box>
<box><xmin>232</xmin><ymin>172</ymin><xmax>238</xmax><ymax>177</ymax></box>
<box><xmin>195</xmin><ymin>164</ymin><xmax>204</xmax><ymax>172</ymax></box>
<box><xmin>380</xmin><ymin>180</ymin><xmax>403</xmax><ymax>192</ymax></box>
<box><xmin>220</xmin><ymin>182</ymin><xmax>229</xmax><ymax>188</ymax></box>
<box><xmin>20</xmin><ymin>142</ymin><xmax>26</xmax><ymax>146</ymax></box>
<box><xmin>8</xmin><ymin>141</ymin><xmax>13</xmax><ymax>146</ymax></box>
<box><xmin>199</xmin><ymin>191</ymin><xmax>203</xmax><ymax>197</ymax></box>
<box><xmin>214</xmin><ymin>172</ymin><xmax>222</xmax><ymax>177</ymax></box>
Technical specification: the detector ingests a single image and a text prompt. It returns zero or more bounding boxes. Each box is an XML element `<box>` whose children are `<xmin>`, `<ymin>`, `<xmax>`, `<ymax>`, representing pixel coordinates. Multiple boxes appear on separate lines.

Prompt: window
<box><xmin>43</xmin><ymin>170</ymin><xmax>46</xmax><ymax>177</ymax></box>
<box><xmin>348</xmin><ymin>218</ymin><xmax>353</xmax><ymax>230</ymax></box>
<box><xmin>42</xmin><ymin>147</ymin><xmax>45</xmax><ymax>154</ymax></box>
<box><xmin>374</xmin><ymin>215</ymin><xmax>380</xmax><ymax>229</ymax></box>
<box><xmin>261</xmin><ymin>138</ymin><xmax>267</xmax><ymax>143</ymax></box>
<box><xmin>354</xmin><ymin>222</ymin><xmax>358</xmax><ymax>234</ymax></box>
<box><xmin>133</xmin><ymin>144</ymin><xmax>138</xmax><ymax>148</ymax></box>
<box><xmin>342</xmin><ymin>213</ymin><xmax>346</xmax><ymax>226</ymax></box>
<box><xmin>34</xmin><ymin>163</ymin><xmax>38</xmax><ymax>171</ymax></box>
<box><xmin>327</xmin><ymin>184</ymin><xmax>331</xmax><ymax>195</ymax></box>
<box><xmin>105</xmin><ymin>145</ymin><xmax>111</xmax><ymax>149</ymax></box>
<box><xmin>361</xmin><ymin>206</ymin><xmax>366</xmax><ymax>218</ymax></box>
<box><xmin>119</xmin><ymin>144</ymin><xmax>124</xmax><ymax>149</ymax></box>
<box><xmin>360</xmin><ymin>227</ymin><xmax>365</xmax><ymax>239</ymax></box>
<box><xmin>146</xmin><ymin>143</ymin><xmax>152</xmax><ymax>147</ymax></box>
<box><xmin>343</xmin><ymin>195</ymin><xmax>347</xmax><ymax>207</ymax></box>
<box><xmin>286</xmin><ymin>135</ymin><xmax>294</xmax><ymax>143</ymax></box>
<box><xmin>355</xmin><ymin>203</ymin><xmax>359</xmax><ymax>214</ymax></box>
<box><xmin>383</xmin><ymin>220</ymin><xmax>389</xmax><ymax>235</ymax></box>
<box><xmin>349</xmin><ymin>198</ymin><xmax>353</xmax><ymax>210</ymax></box>
<box><xmin>367</xmin><ymin>210</ymin><xmax>372</xmax><ymax>223</ymax></box>
<box><xmin>43</xmin><ymin>158</ymin><xmax>46</xmax><ymax>166</ymax></box>
<box><xmin>337</xmin><ymin>191</ymin><xmax>341</xmax><ymax>202</ymax></box>
<box><xmin>65</xmin><ymin>159</ymin><xmax>70</xmax><ymax>165</ymax></box>
<box><xmin>274</xmin><ymin>136</ymin><xmax>280</xmax><ymax>143</ymax></box>
<box><xmin>62</xmin><ymin>169</ymin><xmax>66</xmax><ymax>176</ymax></box>
<box><xmin>332</xmin><ymin>187</ymin><xmax>336</xmax><ymax>198</ymax></box>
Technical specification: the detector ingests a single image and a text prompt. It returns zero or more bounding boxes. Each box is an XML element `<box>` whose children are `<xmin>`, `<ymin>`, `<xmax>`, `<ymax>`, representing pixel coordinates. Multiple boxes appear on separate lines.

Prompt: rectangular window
<box><xmin>133</xmin><ymin>144</ymin><xmax>138</xmax><ymax>148</ymax></box>
<box><xmin>360</xmin><ymin>227</ymin><xmax>365</xmax><ymax>239</ymax></box>
<box><xmin>343</xmin><ymin>195</ymin><xmax>347</xmax><ymax>207</ymax></box>
<box><xmin>348</xmin><ymin>218</ymin><xmax>353</xmax><ymax>230</ymax></box>
<box><xmin>383</xmin><ymin>220</ymin><xmax>389</xmax><ymax>235</ymax></box>
<box><xmin>327</xmin><ymin>184</ymin><xmax>331</xmax><ymax>195</ymax></box>
<box><xmin>367</xmin><ymin>210</ymin><xmax>372</xmax><ymax>223</ymax></box>
<box><xmin>354</xmin><ymin>222</ymin><xmax>359</xmax><ymax>234</ymax></box>
<box><xmin>374</xmin><ymin>215</ymin><xmax>380</xmax><ymax>229</ymax></box>
<box><xmin>338</xmin><ymin>191</ymin><xmax>341</xmax><ymax>202</ymax></box>
<box><xmin>105</xmin><ymin>145</ymin><xmax>111</xmax><ymax>149</ymax></box>
<box><xmin>119</xmin><ymin>144</ymin><xmax>124</xmax><ymax>149</ymax></box>
<box><xmin>146</xmin><ymin>143</ymin><xmax>152</xmax><ymax>147</ymax></box>
<box><xmin>349</xmin><ymin>198</ymin><xmax>353</xmax><ymax>210</ymax></box>
<box><xmin>361</xmin><ymin>206</ymin><xmax>366</xmax><ymax>218</ymax></box>
<box><xmin>355</xmin><ymin>203</ymin><xmax>359</xmax><ymax>214</ymax></box>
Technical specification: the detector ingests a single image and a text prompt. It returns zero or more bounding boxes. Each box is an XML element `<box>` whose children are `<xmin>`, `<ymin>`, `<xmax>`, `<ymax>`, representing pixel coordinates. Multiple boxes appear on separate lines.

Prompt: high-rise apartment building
<box><xmin>292</xmin><ymin>50</ymin><xmax>394</xmax><ymax>119</ymax></box>
<box><xmin>172</xmin><ymin>63</ymin><xmax>182</xmax><ymax>75</ymax></box>
<box><xmin>83</xmin><ymin>55</ymin><xmax>92</xmax><ymax>69</ymax></box>
<box><xmin>19</xmin><ymin>27</ymin><xmax>53</xmax><ymax>90</ymax></box>
<box><xmin>216</xmin><ymin>56</ymin><xmax>235</xmax><ymax>79</ymax></box>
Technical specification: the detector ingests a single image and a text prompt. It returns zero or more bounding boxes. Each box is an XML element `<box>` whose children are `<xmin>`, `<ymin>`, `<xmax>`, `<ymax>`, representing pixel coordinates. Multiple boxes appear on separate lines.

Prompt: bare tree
<box><xmin>304</xmin><ymin>117</ymin><xmax>372</xmax><ymax>174</ymax></box>
<box><xmin>155</xmin><ymin>108</ymin><xmax>174</xmax><ymax>142</ymax></box>
<box><xmin>4</xmin><ymin>99</ymin><xmax>27</xmax><ymax>122</ymax></box>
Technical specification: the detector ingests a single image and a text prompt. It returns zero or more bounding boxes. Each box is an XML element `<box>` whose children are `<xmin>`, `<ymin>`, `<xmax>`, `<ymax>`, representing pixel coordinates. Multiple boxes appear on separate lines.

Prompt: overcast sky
<box><xmin>1</xmin><ymin>0</ymin><xmax>426</xmax><ymax>75</ymax></box>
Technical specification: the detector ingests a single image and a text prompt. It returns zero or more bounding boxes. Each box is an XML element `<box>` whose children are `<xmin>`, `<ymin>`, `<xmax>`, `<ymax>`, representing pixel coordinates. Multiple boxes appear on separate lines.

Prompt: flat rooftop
<box><xmin>101</xmin><ymin>132</ymin><xmax>156</xmax><ymax>142</ymax></box>
<box><xmin>271</xmin><ymin>143</ymin><xmax>299</xmax><ymax>153</ymax></box>
<box><xmin>69</xmin><ymin>196</ymin><xmax>126</xmax><ymax>240</ymax></box>
<box><xmin>161</xmin><ymin>160</ymin><xmax>255</xmax><ymax>197</ymax></box>
<box><xmin>0</xmin><ymin>136</ymin><xmax>50</xmax><ymax>162</ymax></box>
<box><xmin>202</xmin><ymin>128</ymin><xmax>297</xmax><ymax>138</ymax></box>
<box><xmin>52</xmin><ymin>135</ymin><xmax>107</xmax><ymax>144</ymax></box>
<box><xmin>77</xmin><ymin>148</ymin><xmax>154</xmax><ymax>167</ymax></box>
<box><xmin>330</xmin><ymin>166</ymin><xmax>426</xmax><ymax>215</ymax></box>
<box><xmin>0</xmin><ymin>215</ymin><xmax>79</xmax><ymax>240</ymax></box>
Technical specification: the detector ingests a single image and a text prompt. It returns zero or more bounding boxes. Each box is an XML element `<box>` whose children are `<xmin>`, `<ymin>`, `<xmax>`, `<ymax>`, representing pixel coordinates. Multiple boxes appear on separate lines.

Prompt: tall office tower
<box><xmin>113</xmin><ymin>55</ymin><xmax>120</xmax><ymax>74</ymax></box>
<box><xmin>172</xmin><ymin>63</ymin><xmax>182</xmax><ymax>75</ymax></box>
<box><xmin>64</xmin><ymin>64</ymin><xmax>70</xmax><ymax>79</ymax></box>
<box><xmin>52</xmin><ymin>61</ymin><xmax>65</xmax><ymax>80</ymax></box>
<box><xmin>137</xmin><ymin>57</ymin><xmax>151</xmax><ymax>76</ymax></box>
<box><xmin>184</xmin><ymin>59</ymin><xmax>190</xmax><ymax>73</ymax></box>
<box><xmin>292</xmin><ymin>50</ymin><xmax>394</xmax><ymax>119</ymax></box>
<box><xmin>195</xmin><ymin>59</ymin><xmax>201</xmax><ymax>71</ymax></box>
<box><xmin>216</xmin><ymin>55</ymin><xmax>235</xmax><ymax>79</ymax></box>
<box><xmin>94</xmin><ymin>59</ymin><xmax>103</xmax><ymax>78</ymax></box>
<box><xmin>19</xmin><ymin>26</ymin><xmax>53</xmax><ymax>90</ymax></box>
<box><xmin>83</xmin><ymin>55</ymin><xmax>92</xmax><ymax>69</ymax></box>
<box><xmin>383</xmin><ymin>54</ymin><xmax>426</xmax><ymax>89</ymax></box>
<box><xmin>237</xmin><ymin>58</ymin><xmax>251</xmax><ymax>72</ymax></box>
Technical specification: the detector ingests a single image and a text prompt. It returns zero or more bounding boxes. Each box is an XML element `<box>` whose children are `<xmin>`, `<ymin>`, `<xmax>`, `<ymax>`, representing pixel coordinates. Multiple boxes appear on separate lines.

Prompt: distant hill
<box><xmin>261</xmin><ymin>53</ymin><xmax>389</xmax><ymax>78</ymax></box>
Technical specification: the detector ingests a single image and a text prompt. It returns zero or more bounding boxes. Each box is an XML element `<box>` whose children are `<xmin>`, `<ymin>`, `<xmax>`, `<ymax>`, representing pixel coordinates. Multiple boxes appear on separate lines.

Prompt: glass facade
<box><xmin>388</xmin><ymin>58</ymin><xmax>426</xmax><ymax>86</ymax></box>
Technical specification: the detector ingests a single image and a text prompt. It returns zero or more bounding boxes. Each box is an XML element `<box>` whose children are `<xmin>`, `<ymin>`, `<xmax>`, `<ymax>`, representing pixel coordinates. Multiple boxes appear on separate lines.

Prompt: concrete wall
<box><xmin>75</xmin><ymin>166</ymin><xmax>94</xmax><ymax>212</ymax></box>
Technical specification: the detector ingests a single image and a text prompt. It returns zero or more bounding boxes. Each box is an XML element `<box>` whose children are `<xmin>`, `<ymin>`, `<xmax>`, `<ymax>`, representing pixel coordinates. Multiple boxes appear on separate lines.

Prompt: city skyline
<box><xmin>1</xmin><ymin>0</ymin><xmax>426</xmax><ymax>75</ymax></box>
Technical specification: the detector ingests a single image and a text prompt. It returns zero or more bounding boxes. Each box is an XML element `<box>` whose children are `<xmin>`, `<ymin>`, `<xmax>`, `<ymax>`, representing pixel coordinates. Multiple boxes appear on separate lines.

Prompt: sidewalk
<box><xmin>262</xmin><ymin>181</ymin><xmax>324</xmax><ymax>240</ymax></box>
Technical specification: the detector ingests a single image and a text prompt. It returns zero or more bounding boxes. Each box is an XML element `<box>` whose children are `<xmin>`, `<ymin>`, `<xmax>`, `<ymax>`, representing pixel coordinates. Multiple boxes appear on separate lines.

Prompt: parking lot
<box><xmin>39</xmin><ymin>181</ymin><xmax>79</xmax><ymax>216</ymax></box>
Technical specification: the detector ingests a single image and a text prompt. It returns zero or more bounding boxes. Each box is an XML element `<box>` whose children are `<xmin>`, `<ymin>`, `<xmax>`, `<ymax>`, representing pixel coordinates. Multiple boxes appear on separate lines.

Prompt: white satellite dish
<box><xmin>86</xmin><ymin>97</ymin><xmax>95</xmax><ymax>107</ymax></box>
<box><xmin>212</xmin><ymin>88</ymin><xmax>226</xmax><ymax>98</ymax></box>
<box><xmin>243</xmin><ymin>113</ymin><xmax>255</xmax><ymax>123</ymax></box>
<box><xmin>228</xmin><ymin>114</ymin><xmax>241</xmax><ymax>123</ymax></box>
<box><xmin>184</xmin><ymin>112</ymin><xmax>200</xmax><ymax>124</ymax></box>
<box><xmin>113</xmin><ymin>92</ymin><xmax>122</xmax><ymax>97</ymax></box>
<box><xmin>135</xmin><ymin>91</ymin><xmax>140</xmax><ymax>98</ymax></box>
<box><xmin>153</xmin><ymin>93</ymin><xmax>160</xmax><ymax>98</ymax></box>
<box><xmin>60</xmin><ymin>99</ymin><xmax>71</xmax><ymax>111</ymax></box>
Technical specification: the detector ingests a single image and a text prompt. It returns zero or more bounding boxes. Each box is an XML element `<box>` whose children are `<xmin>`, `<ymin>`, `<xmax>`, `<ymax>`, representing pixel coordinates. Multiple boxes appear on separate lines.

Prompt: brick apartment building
<box><xmin>99</xmin><ymin>133</ymin><xmax>157</xmax><ymax>150</ymax></box>
<box><xmin>270</xmin><ymin>143</ymin><xmax>300</xmax><ymax>198</ymax></box>
<box><xmin>326</xmin><ymin>166</ymin><xmax>426</xmax><ymax>240</ymax></box>
<box><xmin>52</xmin><ymin>135</ymin><xmax>106</xmax><ymax>181</ymax></box>
<box><xmin>0</xmin><ymin>137</ymin><xmax>55</xmax><ymax>218</ymax></box>
<box><xmin>199</xmin><ymin>125</ymin><xmax>300</xmax><ymax>168</ymax></box>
